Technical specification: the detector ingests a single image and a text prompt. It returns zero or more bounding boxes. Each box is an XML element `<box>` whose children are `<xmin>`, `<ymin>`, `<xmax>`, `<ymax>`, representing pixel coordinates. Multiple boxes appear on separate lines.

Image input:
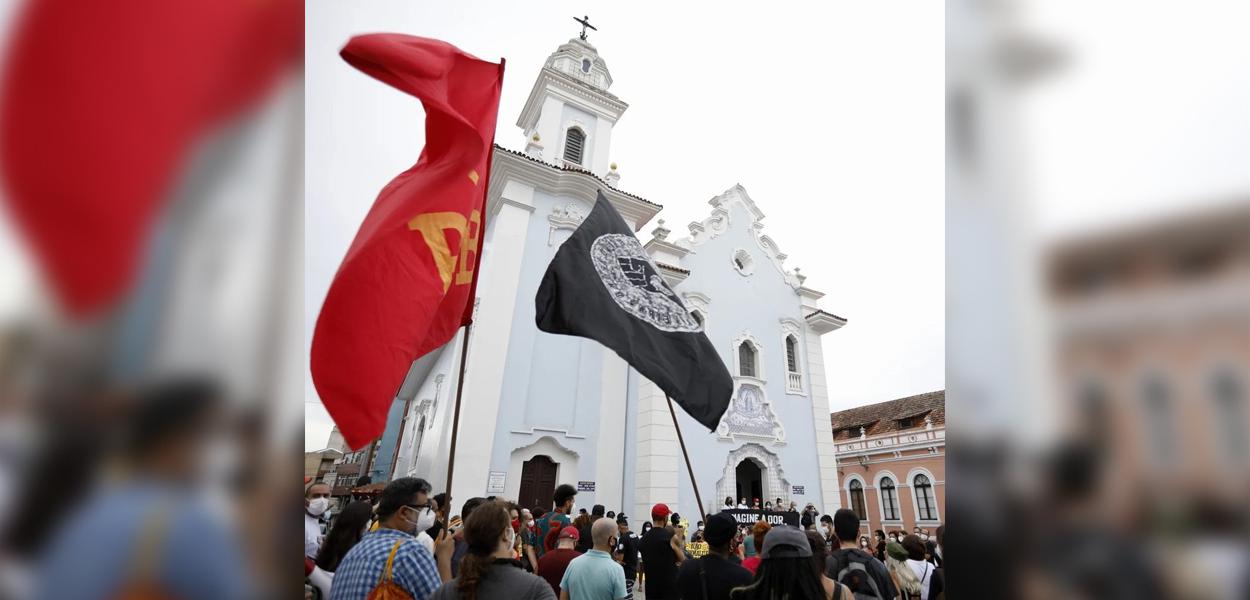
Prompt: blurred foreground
<box><xmin>0</xmin><ymin>0</ymin><xmax>302</xmax><ymax>598</ymax></box>
<box><xmin>948</xmin><ymin>1</ymin><xmax>1249</xmax><ymax>598</ymax></box>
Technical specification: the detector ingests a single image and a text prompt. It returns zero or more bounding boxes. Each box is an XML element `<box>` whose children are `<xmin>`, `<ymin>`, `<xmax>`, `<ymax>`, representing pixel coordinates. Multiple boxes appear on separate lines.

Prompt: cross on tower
<box><xmin>573</xmin><ymin>15</ymin><xmax>597</xmax><ymax>41</ymax></box>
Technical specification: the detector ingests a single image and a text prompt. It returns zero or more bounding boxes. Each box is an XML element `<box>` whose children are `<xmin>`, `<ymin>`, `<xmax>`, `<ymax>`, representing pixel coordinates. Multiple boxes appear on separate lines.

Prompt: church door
<box><xmin>735</xmin><ymin>459</ymin><xmax>763</xmax><ymax>505</ymax></box>
<box><xmin>518</xmin><ymin>455</ymin><xmax>558</xmax><ymax>512</ymax></box>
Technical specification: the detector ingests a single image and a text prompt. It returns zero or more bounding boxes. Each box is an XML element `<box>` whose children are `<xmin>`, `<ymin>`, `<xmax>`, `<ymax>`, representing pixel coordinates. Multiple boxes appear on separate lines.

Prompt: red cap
<box><xmin>651</xmin><ymin>503</ymin><xmax>671</xmax><ymax>520</ymax></box>
<box><xmin>558</xmin><ymin>526</ymin><xmax>580</xmax><ymax>540</ymax></box>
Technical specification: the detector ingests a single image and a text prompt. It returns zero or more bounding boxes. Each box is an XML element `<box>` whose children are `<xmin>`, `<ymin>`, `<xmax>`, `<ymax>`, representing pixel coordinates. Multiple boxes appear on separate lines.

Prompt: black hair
<box><xmin>640</xmin><ymin>522</ymin><xmax>653</xmax><ymax>535</ymax></box>
<box><xmin>315</xmin><ymin>501</ymin><xmax>374</xmax><ymax>572</ymax></box>
<box><xmin>874</xmin><ymin>529</ymin><xmax>886</xmax><ymax>540</ymax></box>
<box><xmin>553</xmin><ymin>484</ymin><xmax>577</xmax><ymax>509</ymax></box>
<box><xmin>123</xmin><ymin>378</ymin><xmax>220</xmax><ymax>459</ymax></box>
<box><xmin>461</xmin><ymin>496</ymin><xmax>486</xmax><ymax>521</ymax></box>
<box><xmin>729</xmin><ymin>554</ymin><xmax>826</xmax><ymax>600</ymax></box>
<box><xmin>725</xmin><ymin>496</ymin><xmax>734</xmax><ymax>506</ymax></box>
<box><xmin>376</xmin><ymin>477</ymin><xmax>432</xmax><ymax>521</ymax></box>
<box><xmin>819</xmin><ymin>514</ymin><xmax>834</xmax><ymax>525</ymax></box>
<box><xmin>832</xmin><ymin>508</ymin><xmax>859</xmax><ymax>542</ymax></box>
<box><xmin>433</xmin><ymin>492</ymin><xmax>448</xmax><ymax>513</ymax></box>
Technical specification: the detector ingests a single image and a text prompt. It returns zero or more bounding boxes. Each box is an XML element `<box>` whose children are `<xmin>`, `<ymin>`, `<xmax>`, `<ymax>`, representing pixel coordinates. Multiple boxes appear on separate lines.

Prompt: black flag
<box><xmin>535</xmin><ymin>190</ymin><xmax>733</xmax><ymax>431</ymax></box>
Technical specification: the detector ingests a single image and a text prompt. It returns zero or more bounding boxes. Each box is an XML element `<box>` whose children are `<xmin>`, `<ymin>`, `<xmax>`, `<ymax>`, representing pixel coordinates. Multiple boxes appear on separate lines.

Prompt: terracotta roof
<box><xmin>492</xmin><ymin>144</ymin><xmax>661</xmax><ymax>209</ymax></box>
<box><xmin>830</xmin><ymin>390</ymin><xmax>945</xmax><ymax>440</ymax></box>
<box><xmin>656</xmin><ymin>262</ymin><xmax>690</xmax><ymax>274</ymax></box>
<box><xmin>806</xmin><ymin>309</ymin><xmax>848</xmax><ymax>323</ymax></box>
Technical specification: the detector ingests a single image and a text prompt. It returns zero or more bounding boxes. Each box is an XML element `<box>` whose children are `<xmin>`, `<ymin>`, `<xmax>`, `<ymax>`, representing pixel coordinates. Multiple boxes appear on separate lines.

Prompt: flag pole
<box><xmin>441</xmin><ymin>323</ymin><xmax>473</xmax><ymax>530</ymax></box>
<box><xmin>666</xmin><ymin>395</ymin><xmax>707</xmax><ymax>524</ymax></box>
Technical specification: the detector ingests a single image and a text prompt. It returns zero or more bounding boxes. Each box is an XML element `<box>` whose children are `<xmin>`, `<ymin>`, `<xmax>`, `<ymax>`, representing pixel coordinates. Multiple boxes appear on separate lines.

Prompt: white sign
<box><xmin>792</xmin><ymin>485</ymin><xmax>805</xmax><ymax>495</ymax></box>
<box><xmin>487</xmin><ymin>471</ymin><xmax>506</xmax><ymax>494</ymax></box>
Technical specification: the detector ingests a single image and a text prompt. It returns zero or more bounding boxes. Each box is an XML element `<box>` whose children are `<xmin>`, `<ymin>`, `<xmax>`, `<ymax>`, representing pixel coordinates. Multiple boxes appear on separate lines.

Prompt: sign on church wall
<box><xmin>487</xmin><ymin>471</ymin><xmax>506</xmax><ymax>494</ymax></box>
<box><xmin>578</xmin><ymin>480</ymin><xmax>596</xmax><ymax>492</ymax></box>
<box><xmin>792</xmin><ymin>485</ymin><xmax>805</xmax><ymax>495</ymax></box>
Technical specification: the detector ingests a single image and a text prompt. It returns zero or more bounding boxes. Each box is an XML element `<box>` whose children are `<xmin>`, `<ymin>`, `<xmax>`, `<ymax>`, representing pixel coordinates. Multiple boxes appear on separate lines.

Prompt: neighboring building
<box><xmin>1047</xmin><ymin>203</ymin><xmax>1250</xmax><ymax>516</ymax></box>
<box><xmin>304</xmin><ymin>448</ymin><xmax>343</xmax><ymax>482</ymax></box>
<box><xmin>326</xmin><ymin>425</ymin><xmax>349</xmax><ymax>454</ymax></box>
<box><xmin>385</xmin><ymin>32</ymin><xmax>849</xmax><ymax>521</ymax></box>
<box><xmin>830</xmin><ymin>391</ymin><xmax>945</xmax><ymax>535</ymax></box>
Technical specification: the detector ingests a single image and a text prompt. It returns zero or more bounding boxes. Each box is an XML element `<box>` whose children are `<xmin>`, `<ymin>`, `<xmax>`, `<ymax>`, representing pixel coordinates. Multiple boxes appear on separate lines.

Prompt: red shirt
<box><xmin>742</xmin><ymin>556</ymin><xmax>762</xmax><ymax>575</ymax></box>
<box><xmin>536</xmin><ymin>547</ymin><xmax>582</xmax><ymax>596</ymax></box>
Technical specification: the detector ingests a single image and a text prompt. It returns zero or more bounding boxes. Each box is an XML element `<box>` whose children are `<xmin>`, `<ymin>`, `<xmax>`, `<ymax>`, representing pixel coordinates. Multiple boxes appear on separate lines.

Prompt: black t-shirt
<box><xmin>676</xmin><ymin>554</ymin><xmax>752</xmax><ymax>600</ymax></box>
<box><xmin>616</xmin><ymin>532</ymin><xmax>640</xmax><ymax>580</ymax></box>
<box><xmin>640</xmin><ymin>527</ymin><xmax>679</xmax><ymax>599</ymax></box>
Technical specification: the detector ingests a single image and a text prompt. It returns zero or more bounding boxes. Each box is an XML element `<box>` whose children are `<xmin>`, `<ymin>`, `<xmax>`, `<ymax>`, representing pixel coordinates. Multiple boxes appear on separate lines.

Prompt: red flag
<box><xmin>311</xmin><ymin>35</ymin><xmax>504</xmax><ymax>450</ymax></box>
<box><xmin>0</xmin><ymin>0</ymin><xmax>301</xmax><ymax>316</ymax></box>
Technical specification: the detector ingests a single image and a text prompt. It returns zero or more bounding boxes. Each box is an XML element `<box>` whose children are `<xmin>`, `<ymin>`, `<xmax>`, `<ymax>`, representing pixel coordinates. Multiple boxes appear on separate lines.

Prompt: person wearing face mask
<box><xmin>327</xmin><ymin>477</ymin><xmax>455</xmax><ymax>599</ymax></box>
<box><xmin>558</xmin><ymin>518</ymin><xmax>627</xmax><ymax>600</ymax></box>
<box><xmin>431</xmin><ymin>500</ymin><xmax>555</xmax><ymax>600</ymax></box>
<box><xmin>818</xmin><ymin>515</ymin><xmax>835</xmax><ymax>550</ymax></box>
<box><xmin>306</xmin><ymin>482</ymin><xmax>332</xmax><ymax>559</ymax></box>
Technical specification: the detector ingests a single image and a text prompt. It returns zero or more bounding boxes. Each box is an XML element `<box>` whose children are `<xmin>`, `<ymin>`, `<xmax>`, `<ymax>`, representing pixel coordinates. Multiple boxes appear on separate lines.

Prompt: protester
<box><xmin>536</xmin><ymin>526</ymin><xmax>583</xmax><ymax>596</ymax></box>
<box><xmin>859</xmin><ymin>535</ymin><xmax>873</xmax><ymax>553</ymax></box>
<box><xmin>558</xmin><ymin>518</ymin><xmax>627</xmax><ymax>600</ymax></box>
<box><xmin>751</xmin><ymin>498</ymin><xmax>761</xmax><ymax>510</ymax></box>
<box><xmin>806</xmin><ymin>530</ymin><xmax>853</xmax><ymax>600</ymax></box>
<box><xmin>328</xmin><ymin>477</ymin><xmax>454</xmax><ymax>599</ymax></box>
<box><xmin>729</xmin><ymin>526</ymin><xmax>825</xmax><ymax>600</ymax></box>
<box><xmin>430</xmin><ymin>500</ymin><xmax>555</xmax><ymax>600</ymax></box>
<box><xmin>519</xmin><ymin>508</ymin><xmax>540</xmax><ymax>571</ymax></box>
<box><xmin>613</xmin><ymin>514</ymin><xmax>639</xmax><ymax>600</ymax></box>
<box><xmin>763</xmin><ymin>501</ymin><xmax>772</xmax><ymax>511</ymax></box>
<box><xmin>800</xmin><ymin>504</ymin><xmax>818</xmax><ymax>530</ymax></box>
<box><xmin>577</xmin><ymin>504</ymin><xmax>605</xmax><ymax>552</ymax></box>
<box><xmin>741</xmin><ymin>520</ymin><xmax>770</xmax><ymax>575</ymax></box>
<box><xmin>639</xmin><ymin>503</ymin><xmax>684</xmax><ymax>599</ymax></box>
<box><xmin>902</xmin><ymin>535</ymin><xmax>935</xmax><ymax>600</ymax></box>
<box><xmin>885</xmin><ymin>541</ymin><xmax>922</xmax><ymax>599</ymax></box>
<box><xmin>316</xmin><ymin>501</ymin><xmax>375</xmax><ymax>573</ymax></box>
<box><xmin>452</xmin><ymin>497</ymin><xmax>487</xmax><ymax>577</ymax></box>
<box><xmin>929</xmin><ymin>526</ymin><xmax>945</xmax><ymax>598</ymax></box>
<box><xmin>825</xmin><ymin>508</ymin><xmax>896</xmax><ymax>600</ymax></box>
<box><xmin>676</xmin><ymin>512</ymin><xmax>751</xmax><ymax>600</ymax></box>
<box><xmin>740</xmin><ymin>525</ymin><xmax>756</xmax><ymax>559</ymax></box>
<box><xmin>724</xmin><ymin>496</ymin><xmax>735</xmax><ymax>509</ymax></box>
<box><xmin>788</xmin><ymin>501</ymin><xmax>798</xmax><ymax>513</ymax></box>
<box><xmin>638</xmin><ymin>521</ymin><xmax>653</xmax><ymax>588</ymax></box>
<box><xmin>33</xmin><ymin>379</ymin><xmax>252</xmax><ymax>600</ymax></box>
<box><xmin>538</xmin><ymin>484</ymin><xmax>577</xmax><ymax>556</ymax></box>
<box><xmin>736</xmin><ymin>498</ymin><xmax>748</xmax><ymax>509</ymax></box>
<box><xmin>306</xmin><ymin>482</ymin><xmax>333</xmax><ymax>558</ymax></box>
<box><xmin>818</xmin><ymin>514</ymin><xmax>835</xmax><ymax>550</ymax></box>
<box><xmin>873</xmin><ymin>529</ymin><xmax>887</xmax><ymax>562</ymax></box>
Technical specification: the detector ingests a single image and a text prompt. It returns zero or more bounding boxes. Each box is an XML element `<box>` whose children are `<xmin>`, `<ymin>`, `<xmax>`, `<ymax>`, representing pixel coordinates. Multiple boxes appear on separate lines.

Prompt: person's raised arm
<box><xmin>434</xmin><ymin>528</ymin><xmax>455</xmax><ymax>582</ymax></box>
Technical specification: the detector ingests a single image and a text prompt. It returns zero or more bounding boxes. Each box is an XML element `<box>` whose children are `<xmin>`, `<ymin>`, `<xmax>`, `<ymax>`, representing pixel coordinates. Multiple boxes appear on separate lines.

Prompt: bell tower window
<box><xmin>563</xmin><ymin>128</ymin><xmax>585</xmax><ymax>165</ymax></box>
<box><xmin>581</xmin><ymin>58</ymin><xmax>592</xmax><ymax>73</ymax></box>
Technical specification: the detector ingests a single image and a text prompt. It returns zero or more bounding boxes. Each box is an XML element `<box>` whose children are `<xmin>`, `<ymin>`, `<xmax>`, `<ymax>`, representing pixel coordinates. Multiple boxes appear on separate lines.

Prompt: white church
<box><xmin>387</xmin><ymin>33</ymin><xmax>847</xmax><ymax>522</ymax></box>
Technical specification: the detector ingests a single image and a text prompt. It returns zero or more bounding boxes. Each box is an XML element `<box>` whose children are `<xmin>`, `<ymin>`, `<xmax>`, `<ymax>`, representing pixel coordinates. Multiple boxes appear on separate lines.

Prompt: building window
<box><xmin>913</xmin><ymin>474</ymin><xmax>936</xmax><ymax>521</ymax></box>
<box><xmin>581</xmin><ymin>58</ymin><xmax>592</xmax><ymax>73</ymax></box>
<box><xmin>563</xmin><ymin>128</ymin><xmax>585</xmax><ymax>165</ymax></box>
<box><xmin>1141</xmin><ymin>373</ymin><xmax>1175</xmax><ymax>465</ymax></box>
<box><xmin>785</xmin><ymin>336</ymin><xmax>798</xmax><ymax>372</ymax></box>
<box><xmin>1210</xmin><ymin>369</ymin><xmax>1247</xmax><ymax>466</ymax></box>
<box><xmin>732</xmin><ymin>249</ymin><xmax>755</xmax><ymax>276</ymax></box>
<box><xmin>879</xmin><ymin>477</ymin><xmax>900</xmax><ymax>521</ymax></box>
<box><xmin>896</xmin><ymin>412</ymin><xmax>929</xmax><ymax>430</ymax></box>
<box><xmin>738</xmin><ymin>342</ymin><xmax>757</xmax><ymax>378</ymax></box>
<box><xmin>849</xmin><ymin>479</ymin><xmax>867</xmax><ymax>520</ymax></box>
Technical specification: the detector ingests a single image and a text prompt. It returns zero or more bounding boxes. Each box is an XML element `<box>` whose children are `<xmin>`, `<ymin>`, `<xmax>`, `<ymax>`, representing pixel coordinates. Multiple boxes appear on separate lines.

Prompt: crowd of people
<box><xmin>305</xmin><ymin>478</ymin><xmax>945</xmax><ymax>600</ymax></box>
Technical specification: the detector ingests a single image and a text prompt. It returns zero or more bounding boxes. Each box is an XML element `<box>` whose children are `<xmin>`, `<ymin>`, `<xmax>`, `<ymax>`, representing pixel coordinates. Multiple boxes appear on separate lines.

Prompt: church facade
<box><xmin>388</xmin><ymin>36</ymin><xmax>847</xmax><ymax>522</ymax></box>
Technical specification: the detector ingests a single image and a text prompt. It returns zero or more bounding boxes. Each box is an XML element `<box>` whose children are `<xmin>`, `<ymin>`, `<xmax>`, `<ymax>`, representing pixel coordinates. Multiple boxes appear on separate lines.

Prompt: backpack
<box><xmin>831</xmin><ymin>550</ymin><xmax>884</xmax><ymax>600</ymax></box>
<box><xmin>366</xmin><ymin>539</ymin><xmax>414</xmax><ymax>600</ymax></box>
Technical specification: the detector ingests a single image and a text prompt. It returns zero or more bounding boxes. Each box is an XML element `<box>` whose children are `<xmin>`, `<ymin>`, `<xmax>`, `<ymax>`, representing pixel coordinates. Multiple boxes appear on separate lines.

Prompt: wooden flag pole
<box><xmin>666</xmin><ymin>395</ymin><xmax>707</xmax><ymax>524</ymax></box>
<box><xmin>441</xmin><ymin>323</ymin><xmax>473</xmax><ymax>531</ymax></box>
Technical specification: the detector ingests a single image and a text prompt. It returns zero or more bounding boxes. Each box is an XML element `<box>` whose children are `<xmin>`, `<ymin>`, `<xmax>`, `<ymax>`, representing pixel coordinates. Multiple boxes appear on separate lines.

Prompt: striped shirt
<box><xmin>329</xmin><ymin>528</ymin><xmax>442</xmax><ymax>600</ymax></box>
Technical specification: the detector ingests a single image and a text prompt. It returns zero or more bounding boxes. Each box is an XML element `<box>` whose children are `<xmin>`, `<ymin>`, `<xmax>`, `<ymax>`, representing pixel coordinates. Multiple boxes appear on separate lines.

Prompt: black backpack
<box><xmin>829</xmin><ymin>549</ymin><xmax>885</xmax><ymax>600</ymax></box>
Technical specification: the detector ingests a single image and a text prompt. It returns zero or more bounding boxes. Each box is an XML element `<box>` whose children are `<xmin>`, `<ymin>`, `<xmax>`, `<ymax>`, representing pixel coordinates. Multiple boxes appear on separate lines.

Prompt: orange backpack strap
<box><xmin>129</xmin><ymin>503</ymin><xmax>170</xmax><ymax>583</ymax></box>
<box><xmin>378</xmin><ymin>539</ymin><xmax>406</xmax><ymax>585</ymax></box>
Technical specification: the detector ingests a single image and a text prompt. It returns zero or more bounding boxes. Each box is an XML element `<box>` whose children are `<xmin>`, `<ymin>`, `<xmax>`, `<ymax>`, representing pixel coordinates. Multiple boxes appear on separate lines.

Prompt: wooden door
<box><xmin>518</xmin><ymin>455</ymin><xmax>558</xmax><ymax>512</ymax></box>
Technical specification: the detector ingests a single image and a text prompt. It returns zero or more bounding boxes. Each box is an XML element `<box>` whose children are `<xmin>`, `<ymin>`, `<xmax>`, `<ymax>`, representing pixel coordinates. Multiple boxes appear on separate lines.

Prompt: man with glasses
<box><xmin>329</xmin><ymin>477</ymin><xmax>455</xmax><ymax>599</ymax></box>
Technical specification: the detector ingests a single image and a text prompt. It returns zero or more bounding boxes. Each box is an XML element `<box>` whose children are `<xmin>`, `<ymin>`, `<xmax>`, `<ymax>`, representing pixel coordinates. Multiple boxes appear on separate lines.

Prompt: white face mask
<box><xmin>526</xmin><ymin>520</ymin><xmax>535</xmax><ymax>528</ymax></box>
<box><xmin>414</xmin><ymin>507</ymin><xmax>437</xmax><ymax>533</ymax></box>
<box><xmin>307</xmin><ymin>497</ymin><xmax>329</xmax><ymax>517</ymax></box>
<box><xmin>890</xmin><ymin>536</ymin><xmax>898</xmax><ymax>543</ymax></box>
<box><xmin>860</xmin><ymin>540</ymin><xmax>868</xmax><ymax>547</ymax></box>
<box><xmin>504</xmin><ymin>527</ymin><xmax>516</xmax><ymax>551</ymax></box>
<box><xmin>921</xmin><ymin>534</ymin><xmax>929</xmax><ymax>541</ymax></box>
<box><xmin>820</xmin><ymin>525</ymin><xmax>830</xmax><ymax>536</ymax></box>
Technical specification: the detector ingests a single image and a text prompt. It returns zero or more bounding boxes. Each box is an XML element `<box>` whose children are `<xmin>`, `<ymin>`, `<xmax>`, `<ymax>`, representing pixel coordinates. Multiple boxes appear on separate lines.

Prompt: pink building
<box><xmin>830</xmin><ymin>391</ymin><xmax>945</xmax><ymax>537</ymax></box>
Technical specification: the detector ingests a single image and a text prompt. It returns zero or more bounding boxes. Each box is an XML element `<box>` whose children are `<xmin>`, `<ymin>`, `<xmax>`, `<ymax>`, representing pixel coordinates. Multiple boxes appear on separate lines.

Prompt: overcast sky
<box><xmin>304</xmin><ymin>0</ymin><xmax>945</xmax><ymax>450</ymax></box>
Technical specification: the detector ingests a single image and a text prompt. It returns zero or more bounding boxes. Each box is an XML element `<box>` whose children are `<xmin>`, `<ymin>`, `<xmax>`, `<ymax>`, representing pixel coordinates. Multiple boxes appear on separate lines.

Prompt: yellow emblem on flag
<box><xmin>468</xmin><ymin>169</ymin><xmax>479</xmax><ymax>185</ymax></box>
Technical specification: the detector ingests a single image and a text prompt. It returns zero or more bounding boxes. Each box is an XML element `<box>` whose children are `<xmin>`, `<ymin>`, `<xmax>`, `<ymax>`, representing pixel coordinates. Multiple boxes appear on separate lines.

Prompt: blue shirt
<box><xmin>330</xmin><ymin>528</ymin><xmax>442</xmax><ymax>600</ymax></box>
<box><xmin>35</xmin><ymin>482</ymin><xmax>249</xmax><ymax>600</ymax></box>
<box><xmin>560</xmin><ymin>549</ymin><xmax>627</xmax><ymax>600</ymax></box>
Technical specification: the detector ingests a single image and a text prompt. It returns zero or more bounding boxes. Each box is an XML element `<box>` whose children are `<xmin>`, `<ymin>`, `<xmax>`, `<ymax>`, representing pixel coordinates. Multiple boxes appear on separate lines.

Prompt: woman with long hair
<box><xmin>729</xmin><ymin>527</ymin><xmax>827</xmax><ymax>600</ymax></box>
<box><xmin>885</xmin><ymin>540</ymin><xmax>924</xmax><ymax>600</ymax></box>
<box><xmin>741</xmin><ymin>520</ymin><xmax>770</xmax><ymax>575</ymax></box>
<box><xmin>873</xmin><ymin>529</ymin><xmax>887</xmax><ymax>562</ymax></box>
<box><xmin>430</xmin><ymin>500</ymin><xmax>555</xmax><ymax>600</ymax></box>
<box><xmin>313</xmin><ymin>501</ymin><xmax>374</xmax><ymax>573</ymax></box>
<box><xmin>806</xmin><ymin>530</ymin><xmax>852</xmax><ymax>599</ymax></box>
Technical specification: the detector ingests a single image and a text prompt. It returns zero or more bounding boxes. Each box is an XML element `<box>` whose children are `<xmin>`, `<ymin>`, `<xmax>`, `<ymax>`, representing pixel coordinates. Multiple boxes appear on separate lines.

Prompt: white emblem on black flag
<box><xmin>591</xmin><ymin>233</ymin><xmax>702</xmax><ymax>333</ymax></box>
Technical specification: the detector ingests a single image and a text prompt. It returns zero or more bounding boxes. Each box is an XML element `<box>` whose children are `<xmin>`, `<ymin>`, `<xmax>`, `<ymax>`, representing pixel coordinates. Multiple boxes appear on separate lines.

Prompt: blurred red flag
<box><xmin>311</xmin><ymin>35</ymin><xmax>504</xmax><ymax>450</ymax></box>
<box><xmin>0</xmin><ymin>0</ymin><xmax>301</xmax><ymax>317</ymax></box>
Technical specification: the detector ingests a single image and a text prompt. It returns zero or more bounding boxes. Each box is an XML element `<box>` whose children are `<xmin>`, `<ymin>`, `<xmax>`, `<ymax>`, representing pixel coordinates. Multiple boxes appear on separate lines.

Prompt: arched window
<box><xmin>738</xmin><ymin>342</ymin><xmax>757</xmax><ymax>378</ymax></box>
<box><xmin>691</xmin><ymin>311</ymin><xmax>704</xmax><ymax>328</ymax></box>
<box><xmin>848</xmin><ymin>480</ymin><xmax>867</xmax><ymax>520</ymax></box>
<box><xmin>1210</xmin><ymin>369</ymin><xmax>1247</xmax><ymax>465</ymax></box>
<box><xmin>913</xmin><ymin>474</ymin><xmax>936</xmax><ymax>521</ymax></box>
<box><xmin>1141</xmin><ymin>373</ymin><xmax>1175</xmax><ymax>464</ymax></box>
<box><xmin>879</xmin><ymin>477</ymin><xmax>899</xmax><ymax>521</ymax></box>
<box><xmin>785</xmin><ymin>335</ymin><xmax>798</xmax><ymax>372</ymax></box>
<box><xmin>563</xmin><ymin>128</ymin><xmax>585</xmax><ymax>165</ymax></box>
